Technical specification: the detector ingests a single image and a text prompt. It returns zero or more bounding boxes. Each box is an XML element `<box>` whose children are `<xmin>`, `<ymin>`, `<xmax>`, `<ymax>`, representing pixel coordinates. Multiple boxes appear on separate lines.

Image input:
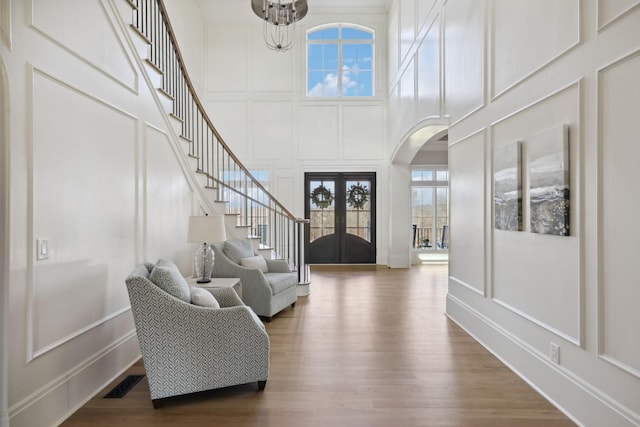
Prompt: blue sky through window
<box><xmin>307</xmin><ymin>25</ymin><xmax>374</xmax><ymax>97</ymax></box>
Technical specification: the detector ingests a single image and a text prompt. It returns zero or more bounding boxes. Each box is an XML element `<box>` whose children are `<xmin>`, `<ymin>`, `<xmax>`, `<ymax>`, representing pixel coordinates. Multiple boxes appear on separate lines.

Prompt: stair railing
<box><xmin>128</xmin><ymin>0</ymin><xmax>309</xmax><ymax>284</ymax></box>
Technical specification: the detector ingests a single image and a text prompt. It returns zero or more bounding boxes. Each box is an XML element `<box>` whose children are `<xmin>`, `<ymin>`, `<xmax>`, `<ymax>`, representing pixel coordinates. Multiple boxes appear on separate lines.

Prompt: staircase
<box><xmin>122</xmin><ymin>0</ymin><xmax>310</xmax><ymax>291</ymax></box>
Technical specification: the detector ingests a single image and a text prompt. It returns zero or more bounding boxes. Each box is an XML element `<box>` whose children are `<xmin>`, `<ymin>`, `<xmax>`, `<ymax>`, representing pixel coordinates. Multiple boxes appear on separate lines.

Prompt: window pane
<box><xmin>436</xmin><ymin>170</ymin><xmax>448</xmax><ymax>181</ymax></box>
<box><xmin>357</xmin><ymin>71</ymin><xmax>373</xmax><ymax>96</ymax></box>
<box><xmin>356</xmin><ymin>44</ymin><xmax>373</xmax><ymax>70</ymax></box>
<box><xmin>308</xmin><ymin>44</ymin><xmax>323</xmax><ymax>69</ymax></box>
<box><xmin>342</xmin><ymin>27</ymin><xmax>373</xmax><ymax>40</ymax></box>
<box><xmin>323</xmin><ymin>44</ymin><xmax>338</xmax><ymax>69</ymax></box>
<box><xmin>309</xmin><ymin>180</ymin><xmax>336</xmax><ymax>243</ymax></box>
<box><xmin>412</xmin><ymin>170</ymin><xmax>433</xmax><ymax>181</ymax></box>
<box><xmin>322</xmin><ymin>72</ymin><xmax>339</xmax><ymax>96</ymax></box>
<box><xmin>307</xmin><ymin>71</ymin><xmax>323</xmax><ymax>95</ymax></box>
<box><xmin>308</xmin><ymin>28</ymin><xmax>339</xmax><ymax>40</ymax></box>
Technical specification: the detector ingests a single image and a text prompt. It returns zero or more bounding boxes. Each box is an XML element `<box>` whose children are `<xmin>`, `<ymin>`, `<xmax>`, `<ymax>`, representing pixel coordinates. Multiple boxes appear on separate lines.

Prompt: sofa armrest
<box><xmin>264</xmin><ymin>259</ymin><xmax>292</xmax><ymax>273</ymax></box>
<box><xmin>208</xmin><ymin>287</ymin><xmax>243</xmax><ymax>307</ymax></box>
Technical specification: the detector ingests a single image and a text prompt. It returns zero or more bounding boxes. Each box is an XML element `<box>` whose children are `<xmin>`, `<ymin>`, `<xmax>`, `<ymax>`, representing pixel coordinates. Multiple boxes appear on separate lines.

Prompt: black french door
<box><xmin>305</xmin><ymin>172</ymin><xmax>376</xmax><ymax>264</ymax></box>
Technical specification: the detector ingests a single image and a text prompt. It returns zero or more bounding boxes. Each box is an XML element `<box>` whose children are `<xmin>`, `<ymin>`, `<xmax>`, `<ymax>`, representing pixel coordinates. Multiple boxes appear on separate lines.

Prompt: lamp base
<box><xmin>196</xmin><ymin>277</ymin><xmax>212</xmax><ymax>284</ymax></box>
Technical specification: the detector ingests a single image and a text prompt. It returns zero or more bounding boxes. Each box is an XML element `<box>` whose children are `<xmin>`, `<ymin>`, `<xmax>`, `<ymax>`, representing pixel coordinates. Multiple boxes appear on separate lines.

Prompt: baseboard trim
<box><xmin>446</xmin><ymin>294</ymin><xmax>640</xmax><ymax>427</ymax></box>
<box><xmin>10</xmin><ymin>330</ymin><xmax>140</xmax><ymax>427</ymax></box>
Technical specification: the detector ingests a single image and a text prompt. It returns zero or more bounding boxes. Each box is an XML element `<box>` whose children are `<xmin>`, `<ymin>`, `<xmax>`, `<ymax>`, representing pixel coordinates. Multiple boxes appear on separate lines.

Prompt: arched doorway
<box><xmin>388</xmin><ymin>121</ymin><xmax>448</xmax><ymax>268</ymax></box>
<box><xmin>0</xmin><ymin>58</ymin><xmax>9</xmax><ymax>427</ymax></box>
<box><xmin>410</xmin><ymin>133</ymin><xmax>449</xmax><ymax>264</ymax></box>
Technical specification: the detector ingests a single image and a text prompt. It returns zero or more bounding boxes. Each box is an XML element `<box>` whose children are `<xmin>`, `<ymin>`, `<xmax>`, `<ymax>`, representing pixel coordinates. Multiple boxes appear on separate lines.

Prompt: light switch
<box><xmin>37</xmin><ymin>238</ymin><xmax>49</xmax><ymax>260</ymax></box>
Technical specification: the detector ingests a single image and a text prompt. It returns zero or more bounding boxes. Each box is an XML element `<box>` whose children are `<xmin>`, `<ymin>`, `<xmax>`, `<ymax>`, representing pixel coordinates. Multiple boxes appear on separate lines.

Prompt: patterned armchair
<box><xmin>125</xmin><ymin>261</ymin><xmax>269</xmax><ymax>408</ymax></box>
<box><xmin>211</xmin><ymin>240</ymin><xmax>298</xmax><ymax>321</ymax></box>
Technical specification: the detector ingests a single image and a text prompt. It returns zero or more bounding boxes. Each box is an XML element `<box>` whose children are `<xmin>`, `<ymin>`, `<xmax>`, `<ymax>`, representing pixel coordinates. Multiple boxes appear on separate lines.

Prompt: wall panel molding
<box><xmin>449</xmin><ymin>128</ymin><xmax>486</xmax><ymax>296</ymax></box>
<box><xmin>29</xmin><ymin>0</ymin><xmax>138</xmax><ymax>93</ymax></box>
<box><xmin>597</xmin><ymin>0</ymin><xmax>640</xmax><ymax>31</ymax></box>
<box><xmin>490</xmin><ymin>0</ymin><xmax>581</xmax><ymax>101</ymax></box>
<box><xmin>490</xmin><ymin>80</ymin><xmax>583</xmax><ymax>346</ymax></box>
<box><xmin>596</xmin><ymin>48</ymin><xmax>640</xmax><ymax>379</ymax></box>
<box><xmin>28</xmin><ymin>66</ymin><xmax>138</xmax><ymax>361</ymax></box>
<box><xmin>0</xmin><ymin>0</ymin><xmax>11</xmax><ymax>49</ymax></box>
<box><xmin>10</xmin><ymin>331</ymin><xmax>138</xmax><ymax>424</ymax></box>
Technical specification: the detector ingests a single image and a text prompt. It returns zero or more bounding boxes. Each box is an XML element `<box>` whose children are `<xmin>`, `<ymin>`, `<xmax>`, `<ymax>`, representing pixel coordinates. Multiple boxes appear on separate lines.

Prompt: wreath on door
<box><xmin>311</xmin><ymin>184</ymin><xmax>334</xmax><ymax>209</ymax></box>
<box><xmin>347</xmin><ymin>183</ymin><xmax>369</xmax><ymax>209</ymax></box>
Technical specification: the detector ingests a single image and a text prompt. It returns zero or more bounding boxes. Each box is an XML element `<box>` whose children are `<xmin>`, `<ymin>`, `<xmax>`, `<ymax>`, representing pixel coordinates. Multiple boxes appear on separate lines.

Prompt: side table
<box><xmin>187</xmin><ymin>277</ymin><xmax>242</xmax><ymax>300</ymax></box>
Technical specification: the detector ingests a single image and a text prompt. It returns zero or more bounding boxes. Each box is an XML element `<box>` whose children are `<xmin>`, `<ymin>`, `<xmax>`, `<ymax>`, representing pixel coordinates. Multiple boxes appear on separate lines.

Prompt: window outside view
<box><xmin>307</xmin><ymin>25</ymin><xmax>374</xmax><ymax>97</ymax></box>
<box><xmin>411</xmin><ymin>168</ymin><xmax>449</xmax><ymax>254</ymax></box>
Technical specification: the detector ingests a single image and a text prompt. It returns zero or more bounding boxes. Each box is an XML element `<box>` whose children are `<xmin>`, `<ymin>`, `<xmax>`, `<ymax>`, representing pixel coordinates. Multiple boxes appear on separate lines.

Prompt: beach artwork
<box><xmin>494</xmin><ymin>141</ymin><xmax>522</xmax><ymax>231</ymax></box>
<box><xmin>529</xmin><ymin>125</ymin><xmax>570</xmax><ymax>236</ymax></box>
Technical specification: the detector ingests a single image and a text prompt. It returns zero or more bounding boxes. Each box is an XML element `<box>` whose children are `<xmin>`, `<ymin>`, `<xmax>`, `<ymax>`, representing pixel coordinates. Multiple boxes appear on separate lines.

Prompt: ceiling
<box><xmin>196</xmin><ymin>0</ymin><xmax>390</xmax><ymax>22</ymax></box>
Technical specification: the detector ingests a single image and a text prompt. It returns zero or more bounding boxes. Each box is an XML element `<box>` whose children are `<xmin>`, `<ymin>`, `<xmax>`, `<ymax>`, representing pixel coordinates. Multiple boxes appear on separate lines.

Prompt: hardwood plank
<box><xmin>61</xmin><ymin>265</ymin><xmax>575</xmax><ymax>426</ymax></box>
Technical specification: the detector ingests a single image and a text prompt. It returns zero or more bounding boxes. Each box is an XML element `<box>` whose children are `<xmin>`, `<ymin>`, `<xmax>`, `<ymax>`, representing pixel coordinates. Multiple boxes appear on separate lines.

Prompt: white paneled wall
<box><xmin>448</xmin><ymin>130</ymin><xmax>485</xmax><ymax>296</ymax></box>
<box><xmin>598</xmin><ymin>50</ymin><xmax>640</xmax><ymax>377</ymax></box>
<box><xmin>491</xmin><ymin>0</ymin><xmax>580</xmax><ymax>98</ymax></box>
<box><xmin>383</xmin><ymin>0</ymin><xmax>640</xmax><ymax>423</ymax></box>
<box><xmin>443</xmin><ymin>0</ymin><xmax>485</xmax><ymax>124</ymax></box>
<box><xmin>3</xmin><ymin>1</ymin><xmax>205</xmax><ymax>425</ymax></box>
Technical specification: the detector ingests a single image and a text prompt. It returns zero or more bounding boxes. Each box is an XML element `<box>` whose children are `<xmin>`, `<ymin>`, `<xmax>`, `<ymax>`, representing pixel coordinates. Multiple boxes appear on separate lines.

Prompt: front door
<box><xmin>305</xmin><ymin>172</ymin><xmax>376</xmax><ymax>263</ymax></box>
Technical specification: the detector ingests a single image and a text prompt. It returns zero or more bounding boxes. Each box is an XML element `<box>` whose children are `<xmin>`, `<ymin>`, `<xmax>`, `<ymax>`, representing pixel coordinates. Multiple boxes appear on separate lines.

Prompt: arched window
<box><xmin>306</xmin><ymin>24</ymin><xmax>374</xmax><ymax>97</ymax></box>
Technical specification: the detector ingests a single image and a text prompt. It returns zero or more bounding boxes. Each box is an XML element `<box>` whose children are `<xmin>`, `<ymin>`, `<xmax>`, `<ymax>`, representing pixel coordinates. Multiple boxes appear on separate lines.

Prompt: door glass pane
<box><xmin>309</xmin><ymin>180</ymin><xmax>335</xmax><ymax>242</ymax></box>
<box><xmin>345</xmin><ymin>180</ymin><xmax>371</xmax><ymax>242</ymax></box>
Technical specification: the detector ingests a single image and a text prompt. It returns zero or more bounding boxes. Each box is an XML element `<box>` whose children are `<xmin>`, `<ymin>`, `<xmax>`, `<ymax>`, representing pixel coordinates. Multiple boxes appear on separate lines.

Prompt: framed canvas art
<box><xmin>494</xmin><ymin>141</ymin><xmax>522</xmax><ymax>231</ymax></box>
<box><xmin>529</xmin><ymin>125</ymin><xmax>570</xmax><ymax>236</ymax></box>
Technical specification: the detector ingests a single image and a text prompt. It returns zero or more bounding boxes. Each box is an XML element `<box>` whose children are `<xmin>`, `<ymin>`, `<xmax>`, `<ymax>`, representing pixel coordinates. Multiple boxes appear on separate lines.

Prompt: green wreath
<box><xmin>311</xmin><ymin>184</ymin><xmax>334</xmax><ymax>209</ymax></box>
<box><xmin>347</xmin><ymin>183</ymin><xmax>369</xmax><ymax>209</ymax></box>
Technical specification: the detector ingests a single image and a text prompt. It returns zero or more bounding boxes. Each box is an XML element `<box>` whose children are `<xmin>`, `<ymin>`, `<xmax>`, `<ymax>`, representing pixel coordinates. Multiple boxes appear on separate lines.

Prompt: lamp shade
<box><xmin>187</xmin><ymin>215</ymin><xmax>227</xmax><ymax>244</ymax></box>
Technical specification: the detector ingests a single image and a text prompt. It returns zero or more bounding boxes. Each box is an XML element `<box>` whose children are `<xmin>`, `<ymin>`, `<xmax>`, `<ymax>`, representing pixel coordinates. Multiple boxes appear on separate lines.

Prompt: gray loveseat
<box><xmin>211</xmin><ymin>239</ymin><xmax>298</xmax><ymax>321</ymax></box>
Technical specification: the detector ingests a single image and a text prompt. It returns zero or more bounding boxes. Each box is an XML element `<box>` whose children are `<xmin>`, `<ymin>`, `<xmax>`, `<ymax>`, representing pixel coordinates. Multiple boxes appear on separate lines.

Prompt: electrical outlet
<box><xmin>36</xmin><ymin>238</ymin><xmax>49</xmax><ymax>260</ymax></box>
<box><xmin>550</xmin><ymin>343</ymin><xmax>560</xmax><ymax>364</ymax></box>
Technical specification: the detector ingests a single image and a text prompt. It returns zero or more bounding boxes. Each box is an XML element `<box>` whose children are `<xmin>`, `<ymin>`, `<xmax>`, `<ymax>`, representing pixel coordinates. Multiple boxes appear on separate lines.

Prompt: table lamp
<box><xmin>187</xmin><ymin>215</ymin><xmax>227</xmax><ymax>283</ymax></box>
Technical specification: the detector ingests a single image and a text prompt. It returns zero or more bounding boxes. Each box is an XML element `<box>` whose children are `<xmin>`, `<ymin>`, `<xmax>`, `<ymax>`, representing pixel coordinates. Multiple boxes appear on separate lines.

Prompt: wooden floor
<box><xmin>62</xmin><ymin>265</ymin><xmax>574</xmax><ymax>426</ymax></box>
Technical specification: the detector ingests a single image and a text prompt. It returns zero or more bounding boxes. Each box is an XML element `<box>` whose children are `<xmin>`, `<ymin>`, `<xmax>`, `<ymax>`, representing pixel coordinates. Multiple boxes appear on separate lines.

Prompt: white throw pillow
<box><xmin>190</xmin><ymin>287</ymin><xmax>220</xmax><ymax>308</ymax></box>
<box><xmin>240</xmin><ymin>255</ymin><xmax>268</xmax><ymax>273</ymax></box>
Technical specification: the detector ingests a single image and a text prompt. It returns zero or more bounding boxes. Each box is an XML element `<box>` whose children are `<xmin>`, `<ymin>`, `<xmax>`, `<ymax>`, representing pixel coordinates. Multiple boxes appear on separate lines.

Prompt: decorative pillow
<box><xmin>149</xmin><ymin>259</ymin><xmax>191</xmax><ymax>303</ymax></box>
<box><xmin>223</xmin><ymin>239</ymin><xmax>254</xmax><ymax>264</ymax></box>
<box><xmin>190</xmin><ymin>287</ymin><xmax>220</xmax><ymax>308</ymax></box>
<box><xmin>240</xmin><ymin>255</ymin><xmax>268</xmax><ymax>273</ymax></box>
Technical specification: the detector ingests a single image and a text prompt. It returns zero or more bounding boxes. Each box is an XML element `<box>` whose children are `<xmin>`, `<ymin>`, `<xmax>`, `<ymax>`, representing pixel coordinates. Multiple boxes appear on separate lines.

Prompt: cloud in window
<box><xmin>308</xmin><ymin>72</ymin><xmax>339</xmax><ymax>96</ymax></box>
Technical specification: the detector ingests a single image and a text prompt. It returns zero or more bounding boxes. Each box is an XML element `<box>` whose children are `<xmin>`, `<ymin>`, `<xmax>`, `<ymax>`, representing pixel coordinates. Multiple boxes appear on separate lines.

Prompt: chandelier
<box><xmin>251</xmin><ymin>0</ymin><xmax>308</xmax><ymax>52</ymax></box>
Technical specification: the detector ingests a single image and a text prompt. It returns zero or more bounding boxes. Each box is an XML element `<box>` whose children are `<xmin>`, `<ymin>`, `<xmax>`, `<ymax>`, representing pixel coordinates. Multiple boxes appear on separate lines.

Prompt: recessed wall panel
<box><xmin>31</xmin><ymin>70</ymin><xmax>136</xmax><ymax>356</ymax></box>
<box><xmin>252</xmin><ymin>101</ymin><xmax>294</xmax><ymax>161</ymax></box>
<box><xmin>418</xmin><ymin>0</ymin><xmax>437</xmax><ymax>32</ymax></box>
<box><xmin>444</xmin><ymin>0</ymin><xmax>485</xmax><ymax>124</ymax></box>
<box><xmin>1</xmin><ymin>0</ymin><xmax>10</xmax><ymax>48</ymax></box>
<box><xmin>145</xmin><ymin>125</ymin><xmax>193</xmax><ymax>273</ymax></box>
<box><xmin>251</xmin><ymin>27</ymin><xmax>294</xmax><ymax>92</ymax></box>
<box><xmin>492</xmin><ymin>83</ymin><xmax>581</xmax><ymax>342</ymax></box>
<box><xmin>492</xmin><ymin>0</ymin><xmax>580</xmax><ymax>97</ymax></box>
<box><xmin>342</xmin><ymin>105</ymin><xmax>384</xmax><ymax>160</ymax></box>
<box><xmin>598</xmin><ymin>0</ymin><xmax>640</xmax><ymax>29</ymax></box>
<box><xmin>298</xmin><ymin>105</ymin><xmax>338</xmax><ymax>160</ymax></box>
<box><xmin>400</xmin><ymin>0</ymin><xmax>416</xmax><ymax>61</ymax></box>
<box><xmin>449</xmin><ymin>131</ymin><xmax>485</xmax><ymax>294</ymax></box>
<box><xmin>207</xmin><ymin>26</ymin><xmax>248</xmax><ymax>92</ymax></box>
<box><xmin>388</xmin><ymin>2</ymin><xmax>400</xmax><ymax>80</ymax></box>
<box><xmin>32</xmin><ymin>0</ymin><xmax>136</xmax><ymax>90</ymax></box>
<box><xmin>398</xmin><ymin>58</ymin><xmax>415</xmax><ymax>137</ymax></box>
<box><xmin>599</xmin><ymin>51</ymin><xmax>640</xmax><ymax>375</ymax></box>
<box><xmin>207</xmin><ymin>101</ymin><xmax>249</xmax><ymax>160</ymax></box>
<box><xmin>417</xmin><ymin>15</ymin><xmax>440</xmax><ymax>121</ymax></box>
